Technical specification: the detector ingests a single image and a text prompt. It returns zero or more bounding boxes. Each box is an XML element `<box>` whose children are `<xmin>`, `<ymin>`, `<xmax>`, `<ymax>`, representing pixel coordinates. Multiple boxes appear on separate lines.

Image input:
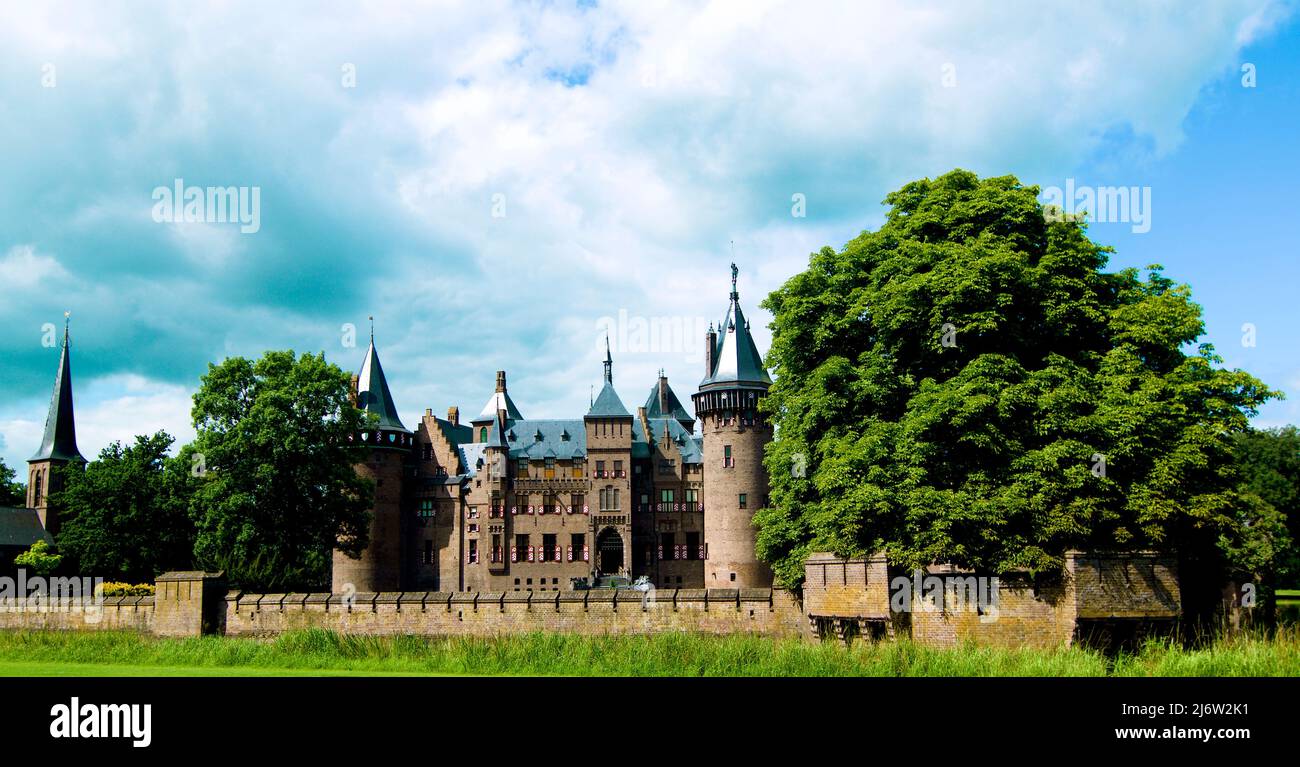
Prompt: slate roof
<box><xmin>0</xmin><ymin>507</ymin><xmax>52</xmax><ymax>549</ymax></box>
<box><xmin>633</xmin><ymin>417</ymin><xmax>704</xmax><ymax>464</ymax></box>
<box><xmin>588</xmin><ymin>382</ymin><xmax>631</xmax><ymax>418</ymax></box>
<box><xmin>503</xmin><ymin>419</ymin><xmax>588</xmax><ymax>461</ymax></box>
<box><xmin>457</xmin><ymin>442</ymin><xmax>488</xmax><ymax>477</ymax></box>
<box><xmin>700</xmin><ymin>266</ymin><xmax>772</xmax><ymax>390</ymax></box>
<box><xmin>643</xmin><ymin>376</ymin><xmax>694</xmax><ymax>424</ymax></box>
<box><xmin>475</xmin><ymin>389</ymin><xmax>524</xmax><ymax>422</ymax></box>
<box><xmin>356</xmin><ymin>336</ymin><xmax>408</xmax><ymax>431</ymax></box>
<box><xmin>30</xmin><ymin>323</ymin><xmax>83</xmax><ymax>463</ymax></box>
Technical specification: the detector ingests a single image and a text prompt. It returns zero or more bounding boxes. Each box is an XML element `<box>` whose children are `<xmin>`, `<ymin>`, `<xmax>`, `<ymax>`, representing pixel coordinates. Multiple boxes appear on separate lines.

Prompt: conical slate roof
<box><xmin>30</xmin><ymin>322</ymin><xmax>83</xmax><ymax>463</ymax></box>
<box><xmin>356</xmin><ymin>334</ymin><xmax>408</xmax><ymax>432</ymax></box>
<box><xmin>700</xmin><ymin>265</ymin><xmax>772</xmax><ymax>390</ymax></box>
<box><xmin>587</xmin><ymin>336</ymin><xmax>630</xmax><ymax>418</ymax></box>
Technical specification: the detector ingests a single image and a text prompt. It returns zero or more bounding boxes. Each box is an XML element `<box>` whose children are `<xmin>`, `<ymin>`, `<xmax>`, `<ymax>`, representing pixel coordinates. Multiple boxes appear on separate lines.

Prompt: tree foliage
<box><xmin>186</xmin><ymin>350</ymin><xmax>372</xmax><ymax>591</ymax></box>
<box><xmin>0</xmin><ymin>457</ymin><xmax>24</xmax><ymax>506</ymax></box>
<box><xmin>1232</xmin><ymin>426</ymin><xmax>1300</xmax><ymax>583</ymax></box>
<box><xmin>756</xmin><ymin>170</ymin><xmax>1281</xmax><ymax>588</ymax></box>
<box><xmin>53</xmin><ymin>431</ymin><xmax>196</xmax><ymax>582</ymax></box>
<box><xmin>14</xmin><ymin>540</ymin><xmax>61</xmax><ymax>576</ymax></box>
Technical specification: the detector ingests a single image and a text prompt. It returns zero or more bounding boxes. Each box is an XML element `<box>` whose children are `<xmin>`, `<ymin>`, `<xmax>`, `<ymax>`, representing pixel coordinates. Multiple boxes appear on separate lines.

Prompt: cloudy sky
<box><xmin>2</xmin><ymin>0</ymin><xmax>1298</xmax><ymax>471</ymax></box>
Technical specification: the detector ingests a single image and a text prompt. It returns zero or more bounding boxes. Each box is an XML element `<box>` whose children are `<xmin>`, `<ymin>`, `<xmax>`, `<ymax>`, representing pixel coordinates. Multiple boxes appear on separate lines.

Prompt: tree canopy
<box><xmin>186</xmin><ymin>350</ymin><xmax>372</xmax><ymax>591</ymax></box>
<box><xmin>756</xmin><ymin>170</ymin><xmax>1282</xmax><ymax>589</ymax></box>
<box><xmin>0</xmin><ymin>457</ymin><xmax>24</xmax><ymax>507</ymax></box>
<box><xmin>53</xmin><ymin>431</ymin><xmax>196</xmax><ymax>582</ymax></box>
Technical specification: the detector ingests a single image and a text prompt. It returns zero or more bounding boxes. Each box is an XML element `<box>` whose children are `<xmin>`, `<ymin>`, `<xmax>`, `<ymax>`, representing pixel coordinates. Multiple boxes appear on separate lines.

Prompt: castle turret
<box><xmin>693</xmin><ymin>264</ymin><xmax>774</xmax><ymax>589</ymax></box>
<box><xmin>332</xmin><ymin>322</ymin><xmax>412</xmax><ymax>593</ymax></box>
<box><xmin>28</xmin><ymin>314</ymin><xmax>85</xmax><ymax>535</ymax></box>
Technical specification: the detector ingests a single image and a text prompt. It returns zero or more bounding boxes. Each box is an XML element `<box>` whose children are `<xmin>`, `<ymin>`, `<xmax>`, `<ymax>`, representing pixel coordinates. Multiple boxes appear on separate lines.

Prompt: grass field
<box><xmin>0</xmin><ymin>628</ymin><xmax>1297</xmax><ymax>676</ymax></box>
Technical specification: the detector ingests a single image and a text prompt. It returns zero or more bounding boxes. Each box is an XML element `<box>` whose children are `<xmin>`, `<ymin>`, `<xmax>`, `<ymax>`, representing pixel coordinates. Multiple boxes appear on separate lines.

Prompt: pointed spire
<box><xmin>588</xmin><ymin>339</ymin><xmax>630</xmax><ymax>418</ymax></box>
<box><xmin>355</xmin><ymin>324</ymin><xmax>408</xmax><ymax>432</ymax></box>
<box><xmin>30</xmin><ymin>312</ymin><xmax>83</xmax><ymax>463</ymax></box>
<box><xmin>603</xmin><ymin>333</ymin><xmax>613</xmax><ymax>384</ymax></box>
<box><xmin>699</xmin><ymin>264</ymin><xmax>772</xmax><ymax>390</ymax></box>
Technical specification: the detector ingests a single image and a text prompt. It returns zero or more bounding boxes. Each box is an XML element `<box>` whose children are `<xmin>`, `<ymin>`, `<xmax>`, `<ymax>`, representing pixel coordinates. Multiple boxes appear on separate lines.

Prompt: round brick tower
<box><xmin>694</xmin><ymin>264</ymin><xmax>774</xmax><ymax>589</ymax></box>
<box><xmin>332</xmin><ymin>326</ymin><xmax>413</xmax><ymax>593</ymax></box>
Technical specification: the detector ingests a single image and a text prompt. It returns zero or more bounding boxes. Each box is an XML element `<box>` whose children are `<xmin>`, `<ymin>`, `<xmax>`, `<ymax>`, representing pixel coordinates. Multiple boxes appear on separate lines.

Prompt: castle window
<box><xmin>723</xmin><ymin>445</ymin><xmax>734</xmax><ymax>468</ymax></box>
<box><xmin>421</xmin><ymin>443</ymin><xmax>433</xmax><ymax>461</ymax></box>
<box><xmin>659</xmin><ymin>459</ymin><xmax>676</xmax><ymax>475</ymax></box>
<box><xmin>468</xmin><ymin>539</ymin><xmax>479</xmax><ymax>564</ymax></box>
<box><xmin>468</xmin><ymin>506</ymin><xmax>479</xmax><ymax>519</ymax></box>
<box><xmin>685</xmin><ymin>489</ymin><xmax>698</xmax><ymax>504</ymax></box>
<box><xmin>572</xmin><ymin>459</ymin><xmax>584</xmax><ymax>478</ymax></box>
<box><xmin>542</xmin><ymin>534</ymin><xmax>557</xmax><ymax>562</ymax></box>
<box><xmin>595</xmin><ymin>460</ymin><xmax>605</xmax><ymax>477</ymax></box>
<box><xmin>686</xmin><ymin>532</ymin><xmax>701</xmax><ymax>561</ymax></box>
<box><xmin>571</xmin><ymin>493</ymin><xmax>585</xmax><ymax>514</ymax></box>
<box><xmin>492</xmin><ymin>534</ymin><xmax>502</xmax><ymax>563</ymax></box>
<box><xmin>660</xmin><ymin>489</ymin><xmax>675</xmax><ymax>511</ymax></box>
<box><xmin>613</xmin><ymin>460</ymin><xmax>623</xmax><ymax>477</ymax></box>
<box><xmin>480</xmin><ymin>427</ymin><xmax>488</xmax><ymax>442</ymax></box>
<box><xmin>423</xmin><ymin>540</ymin><xmax>433</xmax><ymax>564</ymax></box>
<box><xmin>570</xmin><ymin>533</ymin><xmax>585</xmax><ymax>562</ymax></box>
<box><xmin>418</xmin><ymin>499</ymin><xmax>434</xmax><ymax>518</ymax></box>
<box><xmin>544</xmin><ymin>457</ymin><xmax>555</xmax><ymax>478</ymax></box>
<box><xmin>660</xmin><ymin>532</ymin><xmax>674</xmax><ymax>560</ymax></box>
<box><xmin>738</xmin><ymin>493</ymin><xmax>747</xmax><ymax>509</ymax></box>
<box><xmin>516</xmin><ymin>459</ymin><xmax>529</xmax><ymax>478</ymax></box>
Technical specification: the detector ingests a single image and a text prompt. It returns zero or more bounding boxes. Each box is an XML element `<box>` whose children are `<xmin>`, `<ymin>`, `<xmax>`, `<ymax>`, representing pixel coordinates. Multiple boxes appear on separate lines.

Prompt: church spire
<box><xmin>30</xmin><ymin>312</ymin><xmax>83</xmax><ymax>463</ymax></box>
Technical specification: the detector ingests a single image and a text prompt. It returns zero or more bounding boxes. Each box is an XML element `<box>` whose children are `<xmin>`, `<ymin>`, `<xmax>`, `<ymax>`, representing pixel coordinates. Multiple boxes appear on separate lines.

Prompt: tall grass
<box><xmin>0</xmin><ymin>628</ymin><xmax>1295</xmax><ymax>676</ymax></box>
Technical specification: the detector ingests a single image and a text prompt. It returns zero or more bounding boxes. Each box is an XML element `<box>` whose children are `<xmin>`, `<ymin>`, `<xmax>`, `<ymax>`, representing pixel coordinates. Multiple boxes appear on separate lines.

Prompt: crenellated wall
<box><xmin>0</xmin><ymin>552</ymin><xmax>1184</xmax><ymax>649</ymax></box>
<box><xmin>220</xmin><ymin>587</ymin><xmax>805</xmax><ymax>639</ymax></box>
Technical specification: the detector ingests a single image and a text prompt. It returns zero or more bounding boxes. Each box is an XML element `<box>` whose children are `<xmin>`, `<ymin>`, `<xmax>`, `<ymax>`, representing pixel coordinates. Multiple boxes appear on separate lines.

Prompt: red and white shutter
<box><xmin>582</xmin><ymin>545</ymin><xmax>589</xmax><ymax>562</ymax></box>
<box><xmin>511</xmin><ymin>546</ymin><xmax>517</xmax><ymax>562</ymax></box>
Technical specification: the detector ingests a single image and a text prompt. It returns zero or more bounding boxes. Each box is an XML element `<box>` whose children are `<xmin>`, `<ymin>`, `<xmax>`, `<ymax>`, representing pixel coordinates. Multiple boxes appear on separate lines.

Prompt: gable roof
<box><xmin>644</xmin><ymin>375</ymin><xmax>693</xmax><ymax>424</ymax></box>
<box><xmin>0</xmin><ymin>507</ymin><xmax>52</xmax><ymax>549</ymax></box>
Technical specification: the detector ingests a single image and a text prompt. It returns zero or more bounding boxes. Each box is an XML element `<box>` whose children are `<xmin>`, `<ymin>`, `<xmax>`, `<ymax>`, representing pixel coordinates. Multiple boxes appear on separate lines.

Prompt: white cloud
<box><xmin>0</xmin><ymin>245</ymin><xmax>70</xmax><ymax>290</ymax></box>
<box><xmin>0</xmin><ymin>0</ymin><xmax>1290</xmax><ymax>440</ymax></box>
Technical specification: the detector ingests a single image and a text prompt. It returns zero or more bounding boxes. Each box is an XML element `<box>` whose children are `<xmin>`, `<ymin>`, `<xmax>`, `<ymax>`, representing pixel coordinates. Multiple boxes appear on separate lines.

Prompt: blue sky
<box><xmin>1</xmin><ymin>0</ymin><xmax>1298</xmax><ymax>471</ymax></box>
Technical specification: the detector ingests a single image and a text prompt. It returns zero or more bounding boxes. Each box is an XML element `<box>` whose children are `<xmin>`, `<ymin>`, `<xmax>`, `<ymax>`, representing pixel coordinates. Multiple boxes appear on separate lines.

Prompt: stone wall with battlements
<box><xmin>220</xmin><ymin>587</ymin><xmax>806</xmax><ymax>639</ymax></box>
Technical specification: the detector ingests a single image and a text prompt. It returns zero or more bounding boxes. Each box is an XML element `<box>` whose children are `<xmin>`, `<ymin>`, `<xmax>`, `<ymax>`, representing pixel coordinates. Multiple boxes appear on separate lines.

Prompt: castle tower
<box><xmin>693</xmin><ymin>264</ymin><xmax>774</xmax><ymax>589</ymax></box>
<box><xmin>27</xmin><ymin>314</ymin><xmax>85</xmax><ymax>535</ymax></box>
<box><xmin>332</xmin><ymin>323</ymin><xmax>413</xmax><ymax>593</ymax></box>
<box><xmin>585</xmin><ymin>337</ymin><xmax>633</xmax><ymax>576</ymax></box>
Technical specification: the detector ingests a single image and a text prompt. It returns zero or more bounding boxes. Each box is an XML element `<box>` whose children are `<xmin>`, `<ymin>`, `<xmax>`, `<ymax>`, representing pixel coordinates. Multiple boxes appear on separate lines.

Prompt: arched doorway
<box><xmin>596</xmin><ymin>528</ymin><xmax>624</xmax><ymax>575</ymax></box>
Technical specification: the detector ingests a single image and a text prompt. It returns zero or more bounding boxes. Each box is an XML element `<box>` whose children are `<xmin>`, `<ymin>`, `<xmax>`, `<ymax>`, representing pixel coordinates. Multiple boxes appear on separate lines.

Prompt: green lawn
<box><xmin>0</xmin><ymin>628</ymin><xmax>1296</xmax><ymax>676</ymax></box>
<box><xmin>0</xmin><ymin>659</ymin><xmax>435</xmax><ymax>677</ymax></box>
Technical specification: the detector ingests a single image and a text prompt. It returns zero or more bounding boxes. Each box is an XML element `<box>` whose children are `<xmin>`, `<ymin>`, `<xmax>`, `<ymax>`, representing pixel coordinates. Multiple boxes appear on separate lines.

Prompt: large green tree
<box><xmin>53</xmin><ymin>431</ymin><xmax>197</xmax><ymax>582</ymax></box>
<box><xmin>756</xmin><ymin>170</ymin><xmax>1281</xmax><ymax>598</ymax></box>
<box><xmin>186</xmin><ymin>350</ymin><xmax>372</xmax><ymax>591</ymax></box>
<box><xmin>0</xmin><ymin>457</ymin><xmax>25</xmax><ymax>506</ymax></box>
<box><xmin>1232</xmin><ymin>426</ymin><xmax>1300</xmax><ymax>584</ymax></box>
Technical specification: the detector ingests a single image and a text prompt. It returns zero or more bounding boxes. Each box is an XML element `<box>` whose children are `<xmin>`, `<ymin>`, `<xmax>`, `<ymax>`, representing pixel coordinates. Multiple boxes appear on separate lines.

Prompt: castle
<box><xmin>3</xmin><ymin>267</ymin><xmax>780</xmax><ymax>595</ymax></box>
<box><xmin>332</xmin><ymin>264</ymin><xmax>776</xmax><ymax>593</ymax></box>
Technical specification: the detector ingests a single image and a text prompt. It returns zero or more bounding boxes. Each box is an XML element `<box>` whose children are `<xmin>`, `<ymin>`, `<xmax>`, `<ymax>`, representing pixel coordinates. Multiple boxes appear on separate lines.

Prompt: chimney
<box><xmin>704</xmin><ymin>326</ymin><xmax>717</xmax><ymax>377</ymax></box>
<box><xmin>496</xmin><ymin>370</ymin><xmax>507</xmax><ymax>393</ymax></box>
<box><xmin>658</xmin><ymin>374</ymin><xmax>669</xmax><ymax>413</ymax></box>
<box><xmin>425</xmin><ymin>408</ymin><xmax>433</xmax><ymax>418</ymax></box>
<box><xmin>447</xmin><ymin>406</ymin><xmax>460</xmax><ymax>427</ymax></box>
